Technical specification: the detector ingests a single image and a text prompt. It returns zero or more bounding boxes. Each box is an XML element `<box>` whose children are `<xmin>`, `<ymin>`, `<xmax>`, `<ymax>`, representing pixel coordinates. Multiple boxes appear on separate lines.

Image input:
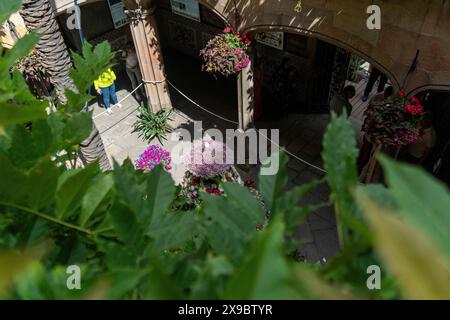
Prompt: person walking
<box><xmin>123</xmin><ymin>47</ymin><xmax>144</xmax><ymax>101</ymax></box>
<box><xmin>329</xmin><ymin>85</ymin><xmax>356</xmax><ymax>117</ymax></box>
<box><xmin>94</xmin><ymin>68</ymin><xmax>121</xmax><ymax>114</ymax></box>
<box><xmin>362</xmin><ymin>65</ymin><xmax>388</xmax><ymax>102</ymax></box>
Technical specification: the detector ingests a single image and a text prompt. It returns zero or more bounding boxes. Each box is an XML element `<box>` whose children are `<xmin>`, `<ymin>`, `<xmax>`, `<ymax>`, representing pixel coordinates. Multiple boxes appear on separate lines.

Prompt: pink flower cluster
<box><xmin>135</xmin><ymin>145</ymin><xmax>172</xmax><ymax>172</ymax></box>
<box><xmin>394</xmin><ymin>128</ymin><xmax>420</xmax><ymax>145</ymax></box>
<box><xmin>200</xmin><ymin>26</ymin><xmax>251</xmax><ymax>77</ymax></box>
<box><xmin>234</xmin><ymin>54</ymin><xmax>250</xmax><ymax>72</ymax></box>
<box><xmin>184</xmin><ymin>140</ymin><xmax>233</xmax><ymax>178</ymax></box>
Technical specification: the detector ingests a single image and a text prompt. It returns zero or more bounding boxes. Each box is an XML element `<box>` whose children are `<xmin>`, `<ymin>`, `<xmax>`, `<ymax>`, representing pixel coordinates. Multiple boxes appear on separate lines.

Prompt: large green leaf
<box><xmin>0</xmin><ymin>155</ymin><xmax>59</xmax><ymax>210</ymax></box>
<box><xmin>148</xmin><ymin>211</ymin><xmax>200</xmax><ymax>251</ymax></box>
<box><xmin>190</xmin><ymin>255</ymin><xmax>234</xmax><ymax>299</ymax></box>
<box><xmin>0</xmin><ymin>0</ymin><xmax>21</xmax><ymax>25</ymax></box>
<box><xmin>0</xmin><ymin>103</ymin><xmax>47</xmax><ymax>127</ymax></box>
<box><xmin>62</xmin><ymin>112</ymin><xmax>93</xmax><ymax>146</ymax></box>
<box><xmin>79</xmin><ymin>173</ymin><xmax>114</xmax><ymax>227</ymax></box>
<box><xmin>258</xmin><ymin>150</ymin><xmax>288</xmax><ymax>212</ymax></box>
<box><xmin>8</xmin><ymin>124</ymin><xmax>43</xmax><ymax>169</ymax></box>
<box><xmin>0</xmin><ymin>152</ymin><xmax>28</xmax><ymax>202</ymax></box>
<box><xmin>380</xmin><ymin>156</ymin><xmax>450</xmax><ymax>259</ymax></box>
<box><xmin>0</xmin><ymin>251</ymin><xmax>33</xmax><ymax>298</ymax></box>
<box><xmin>322</xmin><ymin>112</ymin><xmax>359</xmax><ymax>245</ymax></box>
<box><xmin>144</xmin><ymin>165</ymin><xmax>175</xmax><ymax>227</ymax></box>
<box><xmin>25</xmin><ymin>158</ymin><xmax>60</xmax><ymax>210</ymax></box>
<box><xmin>0</xmin><ymin>33</ymin><xmax>47</xmax><ymax>126</ymax></box>
<box><xmin>355</xmin><ymin>189</ymin><xmax>450</xmax><ymax>299</ymax></box>
<box><xmin>223</xmin><ymin>218</ymin><xmax>293</xmax><ymax>299</ymax></box>
<box><xmin>113</xmin><ymin>159</ymin><xmax>176</xmax><ymax>234</ymax></box>
<box><xmin>203</xmin><ymin>183</ymin><xmax>265</xmax><ymax>258</ymax></box>
<box><xmin>108</xmin><ymin>201</ymin><xmax>145</xmax><ymax>250</ymax></box>
<box><xmin>290</xmin><ymin>263</ymin><xmax>353</xmax><ymax>299</ymax></box>
<box><xmin>276</xmin><ymin>179</ymin><xmax>324</xmax><ymax>236</ymax></box>
<box><xmin>55</xmin><ymin>163</ymin><xmax>100</xmax><ymax>218</ymax></box>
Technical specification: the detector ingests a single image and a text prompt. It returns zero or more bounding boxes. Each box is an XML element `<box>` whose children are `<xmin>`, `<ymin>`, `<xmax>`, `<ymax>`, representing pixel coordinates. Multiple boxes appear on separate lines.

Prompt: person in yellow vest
<box><xmin>94</xmin><ymin>68</ymin><xmax>121</xmax><ymax>114</ymax></box>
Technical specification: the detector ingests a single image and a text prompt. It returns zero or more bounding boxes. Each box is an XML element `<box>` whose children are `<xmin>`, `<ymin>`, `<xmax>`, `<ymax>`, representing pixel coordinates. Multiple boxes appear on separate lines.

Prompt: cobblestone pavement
<box><xmin>92</xmin><ymin>69</ymin><xmax>366</xmax><ymax>264</ymax></box>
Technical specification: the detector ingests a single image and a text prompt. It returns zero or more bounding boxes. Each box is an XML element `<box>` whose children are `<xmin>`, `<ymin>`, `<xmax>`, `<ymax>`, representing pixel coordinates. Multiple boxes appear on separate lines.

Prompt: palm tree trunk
<box><xmin>20</xmin><ymin>0</ymin><xmax>111</xmax><ymax>171</ymax></box>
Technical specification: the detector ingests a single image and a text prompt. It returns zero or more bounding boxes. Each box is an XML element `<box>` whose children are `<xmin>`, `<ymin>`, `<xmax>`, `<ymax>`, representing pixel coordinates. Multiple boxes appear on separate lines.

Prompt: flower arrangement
<box><xmin>200</xmin><ymin>26</ymin><xmax>251</xmax><ymax>77</ymax></box>
<box><xmin>363</xmin><ymin>91</ymin><xmax>424</xmax><ymax>146</ymax></box>
<box><xmin>135</xmin><ymin>145</ymin><xmax>172</xmax><ymax>172</ymax></box>
<box><xmin>174</xmin><ymin>167</ymin><xmax>242</xmax><ymax>210</ymax></box>
<box><xmin>184</xmin><ymin>139</ymin><xmax>233</xmax><ymax>177</ymax></box>
<box><xmin>172</xmin><ymin>140</ymin><xmax>269</xmax><ymax>217</ymax></box>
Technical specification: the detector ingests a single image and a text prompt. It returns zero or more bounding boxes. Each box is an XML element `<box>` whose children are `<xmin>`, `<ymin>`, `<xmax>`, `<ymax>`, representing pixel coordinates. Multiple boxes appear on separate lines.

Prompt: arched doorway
<box><xmin>250</xmin><ymin>28</ymin><xmax>393</xmax><ymax>152</ymax></box>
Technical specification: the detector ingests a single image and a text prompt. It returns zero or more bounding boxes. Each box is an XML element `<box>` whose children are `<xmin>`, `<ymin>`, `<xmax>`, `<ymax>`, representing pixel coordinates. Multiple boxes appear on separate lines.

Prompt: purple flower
<box><xmin>135</xmin><ymin>145</ymin><xmax>172</xmax><ymax>172</ymax></box>
<box><xmin>184</xmin><ymin>140</ymin><xmax>233</xmax><ymax>178</ymax></box>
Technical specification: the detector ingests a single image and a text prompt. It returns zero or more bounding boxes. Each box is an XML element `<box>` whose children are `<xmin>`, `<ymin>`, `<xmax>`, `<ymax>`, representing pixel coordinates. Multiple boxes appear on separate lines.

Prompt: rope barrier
<box><xmin>165</xmin><ymin>79</ymin><xmax>327</xmax><ymax>174</ymax></box>
<box><xmin>255</xmin><ymin>129</ymin><xmax>327</xmax><ymax>174</ymax></box>
<box><xmin>166</xmin><ymin>79</ymin><xmax>240</xmax><ymax>125</ymax></box>
<box><xmin>93</xmin><ymin>82</ymin><xmax>144</xmax><ymax>119</ymax></box>
<box><xmin>93</xmin><ymin>78</ymin><xmax>327</xmax><ymax>174</ymax></box>
<box><xmin>143</xmin><ymin>78</ymin><xmax>167</xmax><ymax>84</ymax></box>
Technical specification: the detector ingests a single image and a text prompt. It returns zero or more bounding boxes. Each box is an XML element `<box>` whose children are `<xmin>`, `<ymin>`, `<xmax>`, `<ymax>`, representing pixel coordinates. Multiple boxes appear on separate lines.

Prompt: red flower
<box><xmin>214</xmin><ymin>189</ymin><xmax>222</xmax><ymax>195</ymax></box>
<box><xmin>223</xmin><ymin>26</ymin><xmax>232</xmax><ymax>33</ymax></box>
<box><xmin>226</xmin><ymin>176</ymin><xmax>231</xmax><ymax>182</ymax></box>
<box><xmin>399</xmin><ymin>91</ymin><xmax>406</xmax><ymax>97</ymax></box>
<box><xmin>404</xmin><ymin>103</ymin><xmax>424</xmax><ymax>115</ymax></box>
<box><xmin>206</xmin><ymin>188</ymin><xmax>213</xmax><ymax>194</ymax></box>
<box><xmin>244</xmin><ymin>178</ymin><xmax>255</xmax><ymax>188</ymax></box>
<box><xmin>410</xmin><ymin>96</ymin><xmax>420</xmax><ymax>104</ymax></box>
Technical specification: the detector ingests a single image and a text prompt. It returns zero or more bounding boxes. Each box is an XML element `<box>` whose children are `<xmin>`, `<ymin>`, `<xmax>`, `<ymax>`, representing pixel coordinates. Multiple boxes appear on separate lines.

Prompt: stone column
<box><xmin>124</xmin><ymin>1</ymin><xmax>171</xmax><ymax>112</ymax></box>
<box><xmin>237</xmin><ymin>61</ymin><xmax>254</xmax><ymax>130</ymax></box>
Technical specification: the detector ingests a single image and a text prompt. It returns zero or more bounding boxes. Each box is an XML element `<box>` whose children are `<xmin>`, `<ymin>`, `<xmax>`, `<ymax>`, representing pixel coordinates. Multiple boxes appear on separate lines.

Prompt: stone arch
<box><xmin>200</xmin><ymin>0</ymin><xmax>450</xmax><ymax>94</ymax></box>
<box><xmin>243</xmin><ymin>24</ymin><xmax>401</xmax><ymax>90</ymax></box>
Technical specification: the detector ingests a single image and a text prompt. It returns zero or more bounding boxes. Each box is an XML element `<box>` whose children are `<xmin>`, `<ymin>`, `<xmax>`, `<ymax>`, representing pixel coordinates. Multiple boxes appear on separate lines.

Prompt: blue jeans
<box><xmin>100</xmin><ymin>83</ymin><xmax>118</xmax><ymax>109</ymax></box>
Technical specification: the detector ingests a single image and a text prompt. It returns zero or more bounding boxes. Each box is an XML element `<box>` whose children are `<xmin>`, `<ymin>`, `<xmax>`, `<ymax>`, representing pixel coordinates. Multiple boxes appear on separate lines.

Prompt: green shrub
<box><xmin>132</xmin><ymin>106</ymin><xmax>172</xmax><ymax>144</ymax></box>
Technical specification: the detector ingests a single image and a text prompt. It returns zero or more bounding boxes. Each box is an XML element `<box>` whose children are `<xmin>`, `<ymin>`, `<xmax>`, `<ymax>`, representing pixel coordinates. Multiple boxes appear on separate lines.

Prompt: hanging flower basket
<box><xmin>135</xmin><ymin>145</ymin><xmax>172</xmax><ymax>172</ymax></box>
<box><xmin>200</xmin><ymin>27</ymin><xmax>251</xmax><ymax>77</ymax></box>
<box><xmin>363</xmin><ymin>91</ymin><xmax>424</xmax><ymax>146</ymax></box>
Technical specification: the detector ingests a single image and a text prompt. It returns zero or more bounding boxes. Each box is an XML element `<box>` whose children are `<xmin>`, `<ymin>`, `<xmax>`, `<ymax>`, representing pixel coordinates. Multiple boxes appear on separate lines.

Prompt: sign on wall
<box><xmin>170</xmin><ymin>0</ymin><xmax>201</xmax><ymax>22</ymax></box>
<box><xmin>106</xmin><ymin>0</ymin><xmax>128</xmax><ymax>29</ymax></box>
<box><xmin>255</xmin><ymin>32</ymin><xmax>284</xmax><ymax>50</ymax></box>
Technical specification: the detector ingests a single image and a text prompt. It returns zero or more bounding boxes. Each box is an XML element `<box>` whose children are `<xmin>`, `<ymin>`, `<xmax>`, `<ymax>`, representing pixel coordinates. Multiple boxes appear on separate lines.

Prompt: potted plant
<box><xmin>363</xmin><ymin>91</ymin><xmax>424</xmax><ymax>147</ymax></box>
<box><xmin>135</xmin><ymin>145</ymin><xmax>172</xmax><ymax>173</ymax></box>
<box><xmin>200</xmin><ymin>26</ymin><xmax>251</xmax><ymax>77</ymax></box>
<box><xmin>133</xmin><ymin>106</ymin><xmax>172</xmax><ymax>144</ymax></box>
<box><xmin>172</xmin><ymin>139</ymin><xmax>268</xmax><ymax>217</ymax></box>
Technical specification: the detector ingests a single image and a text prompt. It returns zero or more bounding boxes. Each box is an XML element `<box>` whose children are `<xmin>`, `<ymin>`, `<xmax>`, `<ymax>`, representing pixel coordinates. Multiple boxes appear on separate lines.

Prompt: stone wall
<box><xmin>201</xmin><ymin>0</ymin><xmax>450</xmax><ymax>94</ymax></box>
<box><xmin>155</xmin><ymin>1</ymin><xmax>224</xmax><ymax>59</ymax></box>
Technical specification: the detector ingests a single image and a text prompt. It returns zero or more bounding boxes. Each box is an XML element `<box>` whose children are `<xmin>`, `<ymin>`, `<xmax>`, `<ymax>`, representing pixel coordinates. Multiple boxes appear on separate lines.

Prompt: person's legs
<box><xmin>363</xmin><ymin>68</ymin><xmax>381</xmax><ymax>99</ymax></box>
<box><xmin>109</xmin><ymin>83</ymin><xmax>119</xmax><ymax>106</ymax></box>
<box><xmin>134</xmin><ymin>68</ymin><xmax>145</xmax><ymax>98</ymax></box>
<box><xmin>101</xmin><ymin>86</ymin><xmax>111</xmax><ymax>110</ymax></box>
<box><xmin>377</xmin><ymin>74</ymin><xmax>388</xmax><ymax>93</ymax></box>
<box><xmin>126</xmin><ymin>67</ymin><xmax>138</xmax><ymax>90</ymax></box>
<box><xmin>357</xmin><ymin>135</ymin><xmax>373</xmax><ymax>174</ymax></box>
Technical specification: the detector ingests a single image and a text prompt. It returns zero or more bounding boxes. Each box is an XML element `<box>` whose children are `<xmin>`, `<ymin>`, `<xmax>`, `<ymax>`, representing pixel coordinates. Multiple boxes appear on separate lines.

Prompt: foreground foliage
<box><xmin>1</xmin><ymin>0</ymin><xmax>449</xmax><ymax>300</ymax></box>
